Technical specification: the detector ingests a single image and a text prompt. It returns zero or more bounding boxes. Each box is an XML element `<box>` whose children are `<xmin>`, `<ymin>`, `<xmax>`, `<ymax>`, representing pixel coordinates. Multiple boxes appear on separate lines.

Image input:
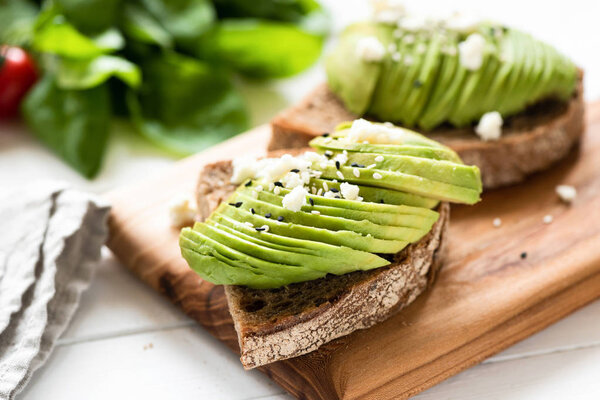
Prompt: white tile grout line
<box><xmin>56</xmin><ymin>320</ymin><xmax>196</xmax><ymax>346</ymax></box>
<box><xmin>484</xmin><ymin>340</ymin><xmax>600</xmax><ymax>364</ymax></box>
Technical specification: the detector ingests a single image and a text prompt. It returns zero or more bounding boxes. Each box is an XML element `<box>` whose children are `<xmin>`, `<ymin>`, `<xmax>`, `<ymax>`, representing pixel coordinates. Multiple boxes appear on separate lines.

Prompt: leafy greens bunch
<box><xmin>0</xmin><ymin>0</ymin><xmax>329</xmax><ymax>178</ymax></box>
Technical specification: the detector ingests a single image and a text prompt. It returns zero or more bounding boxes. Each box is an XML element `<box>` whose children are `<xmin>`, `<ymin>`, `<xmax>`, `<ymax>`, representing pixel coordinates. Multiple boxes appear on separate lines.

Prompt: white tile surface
<box><xmin>2</xmin><ymin>0</ymin><xmax>600</xmax><ymax>399</ymax></box>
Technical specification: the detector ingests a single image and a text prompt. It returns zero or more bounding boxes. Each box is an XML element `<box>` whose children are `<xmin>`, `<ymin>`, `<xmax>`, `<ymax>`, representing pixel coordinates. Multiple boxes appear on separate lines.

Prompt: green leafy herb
<box><xmin>120</xmin><ymin>3</ymin><xmax>173</xmax><ymax>48</ymax></box>
<box><xmin>56</xmin><ymin>55</ymin><xmax>141</xmax><ymax>89</ymax></box>
<box><xmin>210</xmin><ymin>19</ymin><xmax>324</xmax><ymax>78</ymax></box>
<box><xmin>22</xmin><ymin>75</ymin><xmax>111</xmax><ymax>178</ymax></box>
<box><xmin>138</xmin><ymin>0</ymin><xmax>215</xmax><ymax>51</ymax></box>
<box><xmin>33</xmin><ymin>10</ymin><xmax>124</xmax><ymax>58</ymax></box>
<box><xmin>128</xmin><ymin>53</ymin><xmax>248</xmax><ymax>155</ymax></box>
<box><xmin>54</xmin><ymin>0</ymin><xmax>121</xmax><ymax>34</ymax></box>
<box><xmin>0</xmin><ymin>0</ymin><xmax>38</xmax><ymax>46</ymax></box>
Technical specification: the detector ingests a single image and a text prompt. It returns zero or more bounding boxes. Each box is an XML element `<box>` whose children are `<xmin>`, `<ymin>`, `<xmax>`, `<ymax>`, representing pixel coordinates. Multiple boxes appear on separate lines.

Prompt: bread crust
<box><xmin>270</xmin><ymin>72</ymin><xmax>584</xmax><ymax>189</ymax></box>
<box><xmin>196</xmin><ymin>155</ymin><xmax>449</xmax><ymax>369</ymax></box>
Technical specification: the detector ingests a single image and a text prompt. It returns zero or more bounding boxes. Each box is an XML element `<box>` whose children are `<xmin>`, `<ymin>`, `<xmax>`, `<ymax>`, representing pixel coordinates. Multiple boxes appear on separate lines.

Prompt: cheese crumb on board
<box><xmin>168</xmin><ymin>195</ymin><xmax>197</xmax><ymax>227</ymax></box>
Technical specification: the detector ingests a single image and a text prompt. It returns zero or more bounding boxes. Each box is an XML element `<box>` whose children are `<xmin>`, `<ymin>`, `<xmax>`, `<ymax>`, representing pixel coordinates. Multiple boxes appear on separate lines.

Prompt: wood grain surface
<box><xmin>106</xmin><ymin>103</ymin><xmax>600</xmax><ymax>400</ymax></box>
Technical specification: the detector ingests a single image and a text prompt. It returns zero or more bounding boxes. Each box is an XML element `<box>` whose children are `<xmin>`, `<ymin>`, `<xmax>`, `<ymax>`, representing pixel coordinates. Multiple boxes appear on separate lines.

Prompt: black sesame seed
<box><xmin>335</xmin><ymin>161</ymin><xmax>340</xmax><ymax>170</ymax></box>
<box><xmin>413</xmin><ymin>79</ymin><xmax>423</xmax><ymax>88</ymax></box>
<box><xmin>277</xmin><ymin>216</ymin><xmax>284</xmax><ymax>222</ymax></box>
<box><xmin>520</xmin><ymin>252</ymin><xmax>527</xmax><ymax>259</ymax></box>
<box><xmin>325</xmin><ymin>153</ymin><xmax>333</xmax><ymax>159</ymax></box>
<box><xmin>265</xmin><ymin>213</ymin><xmax>272</xmax><ymax>219</ymax></box>
<box><xmin>322</xmin><ymin>132</ymin><xmax>330</xmax><ymax>137</ymax></box>
<box><xmin>229</xmin><ymin>202</ymin><xmax>243</xmax><ymax>208</ymax></box>
<box><xmin>290</xmin><ymin>168</ymin><xmax>300</xmax><ymax>173</ymax></box>
<box><xmin>379</xmin><ymin>199</ymin><xmax>385</xmax><ymax>203</ymax></box>
<box><xmin>250</xmin><ymin>208</ymin><xmax>255</xmax><ymax>214</ymax></box>
<box><xmin>244</xmin><ymin>180</ymin><xmax>252</xmax><ymax>187</ymax></box>
<box><xmin>330</xmin><ymin>188</ymin><xmax>339</xmax><ymax>193</ymax></box>
<box><xmin>255</xmin><ymin>227</ymin><xmax>266</xmax><ymax>232</ymax></box>
<box><xmin>274</xmin><ymin>181</ymin><xmax>283</xmax><ymax>187</ymax></box>
<box><xmin>335</xmin><ymin>195</ymin><xmax>341</xmax><ymax>199</ymax></box>
<box><xmin>351</xmin><ymin>162</ymin><xmax>359</xmax><ymax>167</ymax></box>
<box><xmin>309</xmin><ymin>198</ymin><xmax>314</xmax><ymax>206</ymax></box>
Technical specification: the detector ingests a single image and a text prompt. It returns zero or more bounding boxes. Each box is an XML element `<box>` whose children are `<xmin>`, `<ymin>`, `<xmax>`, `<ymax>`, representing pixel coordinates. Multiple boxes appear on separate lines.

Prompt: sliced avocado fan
<box><xmin>180</xmin><ymin>120</ymin><xmax>482</xmax><ymax>288</ymax></box>
<box><xmin>326</xmin><ymin>19</ymin><xmax>578</xmax><ymax>131</ymax></box>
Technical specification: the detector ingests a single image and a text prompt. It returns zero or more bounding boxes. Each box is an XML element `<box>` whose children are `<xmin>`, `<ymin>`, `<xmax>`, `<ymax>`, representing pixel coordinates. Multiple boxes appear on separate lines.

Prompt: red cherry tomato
<box><xmin>0</xmin><ymin>46</ymin><xmax>38</xmax><ymax>119</ymax></box>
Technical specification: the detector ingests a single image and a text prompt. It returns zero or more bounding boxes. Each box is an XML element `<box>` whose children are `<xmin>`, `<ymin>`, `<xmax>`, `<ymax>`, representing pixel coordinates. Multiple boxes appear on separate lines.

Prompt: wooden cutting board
<box><xmin>106</xmin><ymin>103</ymin><xmax>600</xmax><ymax>400</ymax></box>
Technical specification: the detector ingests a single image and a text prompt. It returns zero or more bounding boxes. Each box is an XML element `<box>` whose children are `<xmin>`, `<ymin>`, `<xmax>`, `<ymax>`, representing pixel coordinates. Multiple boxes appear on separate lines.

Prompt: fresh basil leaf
<box><xmin>56</xmin><ymin>55</ymin><xmax>141</xmax><ymax>89</ymax></box>
<box><xmin>138</xmin><ymin>0</ymin><xmax>215</xmax><ymax>51</ymax></box>
<box><xmin>210</xmin><ymin>19</ymin><xmax>323</xmax><ymax>78</ymax></box>
<box><xmin>22</xmin><ymin>75</ymin><xmax>111</xmax><ymax>178</ymax></box>
<box><xmin>128</xmin><ymin>53</ymin><xmax>248</xmax><ymax>155</ymax></box>
<box><xmin>0</xmin><ymin>0</ymin><xmax>38</xmax><ymax>46</ymax></box>
<box><xmin>120</xmin><ymin>3</ymin><xmax>173</xmax><ymax>48</ymax></box>
<box><xmin>33</xmin><ymin>9</ymin><xmax>124</xmax><ymax>58</ymax></box>
<box><xmin>54</xmin><ymin>0</ymin><xmax>121</xmax><ymax>34</ymax></box>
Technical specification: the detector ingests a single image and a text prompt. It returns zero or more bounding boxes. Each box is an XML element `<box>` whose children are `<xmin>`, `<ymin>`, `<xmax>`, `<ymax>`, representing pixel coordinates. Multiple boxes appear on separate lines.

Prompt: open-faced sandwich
<box><xmin>179</xmin><ymin>119</ymin><xmax>482</xmax><ymax>369</ymax></box>
<box><xmin>270</xmin><ymin>8</ymin><xmax>584</xmax><ymax>189</ymax></box>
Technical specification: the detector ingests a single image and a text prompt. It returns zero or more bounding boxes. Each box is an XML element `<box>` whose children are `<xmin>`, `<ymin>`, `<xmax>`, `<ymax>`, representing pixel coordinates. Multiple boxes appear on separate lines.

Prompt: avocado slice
<box><xmin>206</xmin><ymin>216</ymin><xmax>389</xmax><ymax>273</ymax></box>
<box><xmin>216</xmin><ymin>206</ymin><xmax>409</xmax><ymax>253</ymax></box>
<box><xmin>307</xmin><ymin>177</ymin><xmax>440</xmax><ymax>208</ymax></box>
<box><xmin>228</xmin><ymin>193</ymin><xmax>429</xmax><ymax>242</ymax></box>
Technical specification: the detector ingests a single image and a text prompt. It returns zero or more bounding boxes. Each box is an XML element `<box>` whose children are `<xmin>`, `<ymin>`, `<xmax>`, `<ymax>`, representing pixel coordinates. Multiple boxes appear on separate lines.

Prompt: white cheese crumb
<box><xmin>353</xmin><ymin>168</ymin><xmax>360</xmax><ymax>177</ymax></box>
<box><xmin>492</xmin><ymin>217</ymin><xmax>502</xmax><ymax>228</ymax></box>
<box><xmin>230</xmin><ymin>156</ymin><xmax>258</xmax><ymax>184</ymax></box>
<box><xmin>336</xmin><ymin>170</ymin><xmax>345</xmax><ymax>180</ymax></box>
<box><xmin>375</xmin><ymin>155</ymin><xmax>384</xmax><ymax>162</ymax></box>
<box><xmin>311</xmin><ymin>210</ymin><xmax>321</xmax><ymax>215</ymax></box>
<box><xmin>373</xmin><ymin>172</ymin><xmax>383</xmax><ymax>180</ymax></box>
<box><xmin>556</xmin><ymin>185</ymin><xmax>577</xmax><ymax>203</ymax></box>
<box><xmin>168</xmin><ymin>195</ymin><xmax>197</xmax><ymax>227</ymax></box>
<box><xmin>323</xmin><ymin>191</ymin><xmax>337</xmax><ymax>199</ymax></box>
<box><xmin>340</xmin><ymin>182</ymin><xmax>360</xmax><ymax>201</ymax></box>
<box><xmin>475</xmin><ymin>111</ymin><xmax>503</xmax><ymax>141</ymax></box>
<box><xmin>543</xmin><ymin>214</ymin><xmax>554</xmax><ymax>224</ymax></box>
<box><xmin>281</xmin><ymin>186</ymin><xmax>308</xmax><ymax>212</ymax></box>
<box><xmin>274</xmin><ymin>186</ymin><xmax>281</xmax><ymax>195</ymax></box>
<box><xmin>334</xmin><ymin>152</ymin><xmax>348</xmax><ymax>165</ymax></box>
<box><xmin>458</xmin><ymin>33</ymin><xmax>486</xmax><ymax>70</ymax></box>
<box><xmin>356</xmin><ymin>36</ymin><xmax>386</xmax><ymax>62</ymax></box>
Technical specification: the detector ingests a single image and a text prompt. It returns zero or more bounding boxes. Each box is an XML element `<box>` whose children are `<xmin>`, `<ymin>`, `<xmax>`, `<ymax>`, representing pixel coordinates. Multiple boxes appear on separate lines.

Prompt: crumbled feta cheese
<box><xmin>281</xmin><ymin>186</ymin><xmax>308</xmax><ymax>212</ymax></box>
<box><xmin>543</xmin><ymin>214</ymin><xmax>554</xmax><ymax>224</ymax></box>
<box><xmin>340</xmin><ymin>182</ymin><xmax>360</xmax><ymax>201</ymax></box>
<box><xmin>334</xmin><ymin>152</ymin><xmax>348</xmax><ymax>166</ymax></box>
<box><xmin>282</xmin><ymin>170</ymin><xmax>309</xmax><ymax>189</ymax></box>
<box><xmin>373</xmin><ymin>172</ymin><xmax>383</xmax><ymax>180</ymax></box>
<box><xmin>274</xmin><ymin>186</ymin><xmax>281</xmax><ymax>195</ymax></box>
<box><xmin>311</xmin><ymin>210</ymin><xmax>321</xmax><ymax>215</ymax></box>
<box><xmin>346</xmin><ymin>119</ymin><xmax>408</xmax><ymax>145</ymax></box>
<box><xmin>458</xmin><ymin>33</ymin><xmax>486</xmax><ymax>70</ymax></box>
<box><xmin>372</xmin><ymin>0</ymin><xmax>406</xmax><ymax>24</ymax></box>
<box><xmin>336</xmin><ymin>171</ymin><xmax>345</xmax><ymax>180</ymax></box>
<box><xmin>375</xmin><ymin>155</ymin><xmax>384</xmax><ymax>162</ymax></box>
<box><xmin>556</xmin><ymin>185</ymin><xmax>576</xmax><ymax>203</ymax></box>
<box><xmin>492</xmin><ymin>217</ymin><xmax>502</xmax><ymax>228</ymax></box>
<box><xmin>356</xmin><ymin>36</ymin><xmax>386</xmax><ymax>62</ymax></box>
<box><xmin>475</xmin><ymin>111</ymin><xmax>503</xmax><ymax>141</ymax></box>
<box><xmin>230</xmin><ymin>156</ymin><xmax>258</xmax><ymax>184</ymax></box>
<box><xmin>168</xmin><ymin>195</ymin><xmax>197</xmax><ymax>227</ymax></box>
<box><xmin>323</xmin><ymin>191</ymin><xmax>337</xmax><ymax>199</ymax></box>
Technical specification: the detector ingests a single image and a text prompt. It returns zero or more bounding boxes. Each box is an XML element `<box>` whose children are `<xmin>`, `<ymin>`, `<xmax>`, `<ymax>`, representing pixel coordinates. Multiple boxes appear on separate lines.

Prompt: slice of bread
<box><xmin>195</xmin><ymin>152</ymin><xmax>449</xmax><ymax>369</ymax></box>
<box><xmin>270</xmin><ymin>72</ymin><xmax>584</xmax><ymax>189</ymax></box>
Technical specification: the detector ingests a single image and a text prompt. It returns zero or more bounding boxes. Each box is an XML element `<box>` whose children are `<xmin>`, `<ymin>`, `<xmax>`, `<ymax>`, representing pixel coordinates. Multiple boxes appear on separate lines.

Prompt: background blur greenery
<box><xmin>0</xmin><ymin>0</ymin><xmax>329</xmax><ymax>177</ymax></box>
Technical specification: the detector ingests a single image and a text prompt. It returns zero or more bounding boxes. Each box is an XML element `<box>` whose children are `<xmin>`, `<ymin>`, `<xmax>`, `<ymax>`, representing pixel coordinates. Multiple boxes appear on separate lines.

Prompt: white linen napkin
<box><xmin>0</xmin><ymin>182</ymin><xmax>110</xmax><ymax>400</ymax></box>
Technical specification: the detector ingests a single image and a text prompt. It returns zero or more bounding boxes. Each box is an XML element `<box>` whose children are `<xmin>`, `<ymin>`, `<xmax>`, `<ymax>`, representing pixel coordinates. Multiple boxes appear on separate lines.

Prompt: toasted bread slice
<box><xmin>270</xmin><ymin>72</ymin><xmax>584</xmax><ymax>189</ymax></box>
<box><xmin>196</xmin><ymin>152</ymin><xmax>449</xmax><ymax>369</ymax></box>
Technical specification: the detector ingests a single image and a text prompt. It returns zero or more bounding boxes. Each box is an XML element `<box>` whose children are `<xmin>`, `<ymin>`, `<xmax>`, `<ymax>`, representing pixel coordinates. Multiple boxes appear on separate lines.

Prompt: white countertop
<box><xmin>2</xmin><ymin>0</ymin><xmax>600</xmax><ymax>398</ymax></box>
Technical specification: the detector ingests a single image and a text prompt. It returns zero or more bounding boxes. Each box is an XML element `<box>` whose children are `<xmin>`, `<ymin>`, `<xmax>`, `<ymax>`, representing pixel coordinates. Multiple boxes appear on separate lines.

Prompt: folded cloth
<box><xmin>0</xmin><ymin>182</ymin><xmax>110</xmax><ymax>400</ymax></box>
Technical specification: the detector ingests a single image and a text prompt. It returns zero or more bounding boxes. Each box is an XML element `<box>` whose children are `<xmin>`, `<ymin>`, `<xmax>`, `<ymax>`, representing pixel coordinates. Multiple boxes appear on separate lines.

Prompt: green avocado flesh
<box><xmin>180</xmin><ymin>121</ymin><xmax>483</xmax><ymax>288</ymax></box>
<box><xmin>326</xmin><ymin>22</ymin><xmax>578</xmax><ymax>130</ymax></box>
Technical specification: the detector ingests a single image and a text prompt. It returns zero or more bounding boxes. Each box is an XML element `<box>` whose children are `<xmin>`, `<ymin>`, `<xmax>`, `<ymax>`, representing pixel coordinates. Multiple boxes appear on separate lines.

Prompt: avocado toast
<box><xmin>270</xmin><ymin>11</ymin><xmax>584</xmax><ymax>189</ymax></box>
<box><xmin>180</xmin><ymin>120</ymin><xmax>482</xmax><ymax>368</ymax></box>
